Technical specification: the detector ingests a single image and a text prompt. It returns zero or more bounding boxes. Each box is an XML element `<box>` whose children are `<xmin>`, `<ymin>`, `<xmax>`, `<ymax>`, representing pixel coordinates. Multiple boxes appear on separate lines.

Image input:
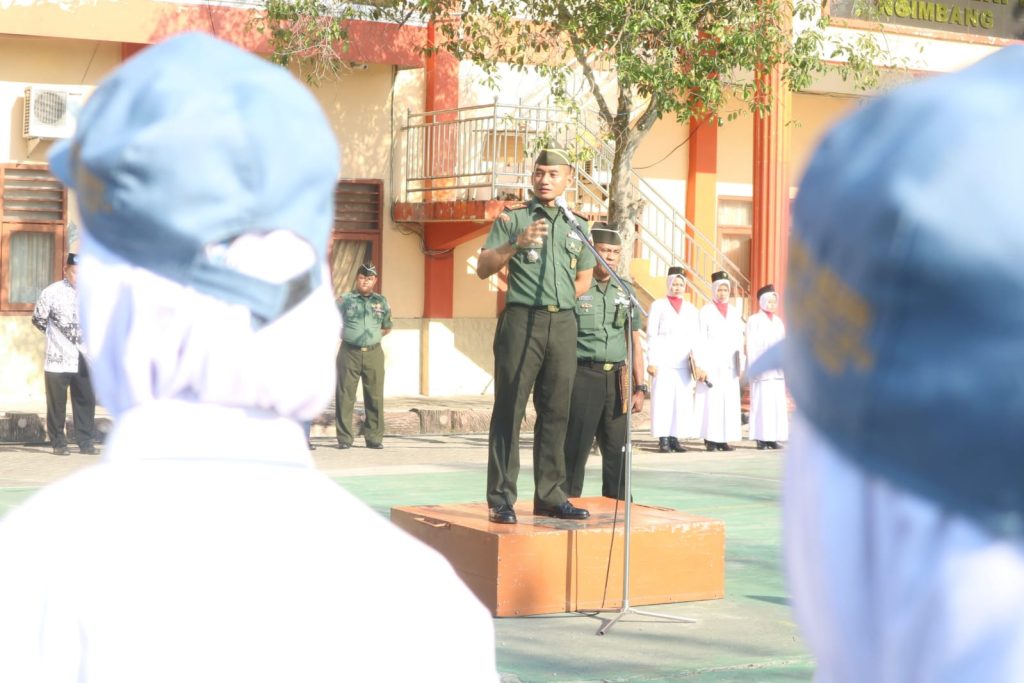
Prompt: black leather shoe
<box><xmin>718</xmin><ymin>443</ymin><xmax>736</xmax><ymax>452</ymax></box>
<box><xmin>489</xmin><ymin>504</ymin><xmax>517</xmax><ymax>524</ymax></box>
<box><xmin>533</xmin><ymin>501</ymin><xmax>590</xmax><ymax>520</ymax></box>
<box><xmin>668</xmin><ymin>437</ymin><xmax>686</xmax><ymax>453</ymax></box>
<box><xmin>80</xmin><ymin>445</ymin><xmax>97</xmax><ymax>455</ymax></box>
<box><xmin>705</xmin><ymin>440</ymin><xmax>716</xmax><ymax>452</ymax></box>
<box><xmin>768</xmin><ymin>441</ymin><xmax>782</xmax><ymax>450</ymax></box>
<box><xmin>366</xmin><ymin>442</ymin><xmax>384</xmax><ymax>450</ymax></box>
<box><xmin>53</xmin><ymin>445</ymin><xmax>69</xmax><ymax>456</ymax></box>
<box><xmin>756</xmin><ymin>440</ymin><xmax>768</xmax><ymax>450</ymax></box>
<box><xmin>658</xmin><ymin>437</ymin><xmax>670</xmax><ymax>453</ymax></box>
<box><xmin>337</xmin><ymin>442</ymin><xmax>351</xmax><ymax>450</ymax></box>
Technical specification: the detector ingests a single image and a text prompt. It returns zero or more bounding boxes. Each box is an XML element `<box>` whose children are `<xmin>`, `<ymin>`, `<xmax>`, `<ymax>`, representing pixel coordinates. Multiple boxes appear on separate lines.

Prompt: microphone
<box><xmin>554</xmin><ymin>196</ymin><xmax>584</xmax><ymax>233</ymax></box>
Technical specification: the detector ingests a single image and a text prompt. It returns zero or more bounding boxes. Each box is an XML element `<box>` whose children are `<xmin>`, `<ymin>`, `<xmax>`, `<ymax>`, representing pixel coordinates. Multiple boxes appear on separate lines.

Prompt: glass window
<box><xmin>8</xmin><ymin>231</ymin><xmax>55</xmax><ymax>304</ymax></box>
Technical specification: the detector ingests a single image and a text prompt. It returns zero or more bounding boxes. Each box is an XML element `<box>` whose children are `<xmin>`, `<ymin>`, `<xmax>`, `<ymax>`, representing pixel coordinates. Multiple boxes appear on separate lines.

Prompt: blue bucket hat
<box><xmin>787</xmin><ymin>46</ymin><xmax>1024</xmax><ymax>535</ymax></box>
<box><xmin>49</xmin><ymin>32</ymin><xmax>340</xmax><ymax>326</ymax></box>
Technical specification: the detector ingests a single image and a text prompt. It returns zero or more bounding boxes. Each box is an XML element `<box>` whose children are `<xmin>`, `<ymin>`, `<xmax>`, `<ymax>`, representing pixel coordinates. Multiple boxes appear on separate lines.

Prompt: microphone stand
<box><xmin>557</xmin><ymin>202</ymin><xmax>696</xmax><ymax>635</ymax></box>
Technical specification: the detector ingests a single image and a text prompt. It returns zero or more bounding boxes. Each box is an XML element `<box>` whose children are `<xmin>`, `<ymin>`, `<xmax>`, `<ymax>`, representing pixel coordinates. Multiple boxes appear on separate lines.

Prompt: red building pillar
<box><xmin>750</xmin><ymin>65</ymin><xmax>791</xmax><ymax>310</ymax></box>
<box><xmin>685</xmin><ymin>115</ymin><xmax>718</xmax><ymax>287</ymax></box>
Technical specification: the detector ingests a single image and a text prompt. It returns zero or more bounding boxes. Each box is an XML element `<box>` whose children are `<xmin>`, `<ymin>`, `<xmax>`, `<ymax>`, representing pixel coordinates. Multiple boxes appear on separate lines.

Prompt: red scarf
<box><xmin>764</xmin><ymin>311</ymin><xmax>774</xmax><ymax>320</ymax></box>
<box><xmin>666</xmin><ymin>296</ymin><xmax>682</xmax><ymax>313</ymax></box>
<box><xmin>714</xmin><ymin>300</ymin><xmax>729</xmax><ymax>318</ymax></box>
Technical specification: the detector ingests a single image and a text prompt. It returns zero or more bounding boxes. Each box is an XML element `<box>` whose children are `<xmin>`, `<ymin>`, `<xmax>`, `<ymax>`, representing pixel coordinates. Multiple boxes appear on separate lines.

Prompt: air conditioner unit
<box><xmin>22</xmin><ymin>85</ymin><xmax>87</xmax><ymax>140</ymax></box>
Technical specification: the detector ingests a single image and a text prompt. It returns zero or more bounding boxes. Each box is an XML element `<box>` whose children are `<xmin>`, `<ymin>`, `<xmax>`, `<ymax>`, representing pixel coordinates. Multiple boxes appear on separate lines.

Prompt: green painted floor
<box><xmin>0</xmin><ymin>438</ymin><xmax>812</xmax><ymax>682</ymax></box>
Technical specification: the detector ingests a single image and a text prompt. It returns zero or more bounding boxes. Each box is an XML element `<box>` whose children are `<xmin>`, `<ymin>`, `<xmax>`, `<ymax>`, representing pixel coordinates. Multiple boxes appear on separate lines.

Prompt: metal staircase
<box><xmin>401</xmin><ymin>103</ymin><xmax>751</xmax><ymax>307</ymax></box>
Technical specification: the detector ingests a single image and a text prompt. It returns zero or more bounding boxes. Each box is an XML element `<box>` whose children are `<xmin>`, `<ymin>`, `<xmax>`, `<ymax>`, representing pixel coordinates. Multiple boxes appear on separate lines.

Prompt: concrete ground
<box><xmin>0</xmin><ymin>407</ymin><xmax>811</xmax><ymax>682</ymax></box>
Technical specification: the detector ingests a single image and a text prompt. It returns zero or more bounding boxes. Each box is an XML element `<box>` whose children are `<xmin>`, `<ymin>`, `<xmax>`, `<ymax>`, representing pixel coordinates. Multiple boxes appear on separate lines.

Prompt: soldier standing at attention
<box><xmin>476</xmin><ymin>148</ymin><xmax>596</xmax><ymax>524</ymax></box>
<box><xmin>562</xmin><ymin>225</ymin><xmax>646</xmax><ymax>501</ymax></box>
<box><xmin>335</xmin><ymin>263</ymin><xmax>392</xmax><ymax>450</ymax></box>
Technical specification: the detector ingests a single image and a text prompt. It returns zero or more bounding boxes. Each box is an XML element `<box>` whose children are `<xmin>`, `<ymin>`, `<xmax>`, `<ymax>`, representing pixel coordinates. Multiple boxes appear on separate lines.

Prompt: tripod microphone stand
<box><xmin>556</xmin><ymin>199</ymin><xmax>696</xmax><ymax>635</ymax></box>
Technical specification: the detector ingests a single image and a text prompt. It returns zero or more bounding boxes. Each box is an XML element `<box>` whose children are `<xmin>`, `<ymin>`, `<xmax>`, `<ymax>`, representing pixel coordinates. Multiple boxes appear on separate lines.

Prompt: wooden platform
<box><xmin>390</xmin><ymin>497</ymin><xmax>725</xmax><ymax>617</ymax></box>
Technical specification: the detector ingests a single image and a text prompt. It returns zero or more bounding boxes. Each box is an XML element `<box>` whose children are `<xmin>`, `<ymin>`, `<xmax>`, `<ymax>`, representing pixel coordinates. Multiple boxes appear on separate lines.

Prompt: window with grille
<box><xmin>331</xmin><ymin>180</ymin><xmax>383</xmax><ymax>297</ymax></box>
<box><xmin>0</xmin><ymin>165</ymin><xmax>67</xmax><ymax>313</ymax></box>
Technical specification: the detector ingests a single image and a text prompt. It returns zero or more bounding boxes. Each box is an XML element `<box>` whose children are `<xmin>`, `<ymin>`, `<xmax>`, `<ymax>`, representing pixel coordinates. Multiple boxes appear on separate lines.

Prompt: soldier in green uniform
<box><xmin>562</xmin><ymin>225</ymin><xmax>647</xmax><ymax>500</ymax></box>
<box><xmin>477</xmin><ymin>148</ymin><xmax>596</xmax><ymax>524</ymax></box>
<box><xmin>335</xmin><ymin>263</ymin><xmax>392</xmax><ymax>450</ymax></box>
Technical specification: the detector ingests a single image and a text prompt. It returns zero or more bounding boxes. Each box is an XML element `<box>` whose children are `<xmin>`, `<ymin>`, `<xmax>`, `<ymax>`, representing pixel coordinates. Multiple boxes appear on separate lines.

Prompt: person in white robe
<box><xmin>746</xmin><ymin>284</ymin><xmax>787</xmax><ymax>449</ymax></box>
<box><xmin>0</xmin><ymin>34</ymin><xmax>498</xmax><ymax>683</ymax></box>
<box><xmin>695</xmin><ymin>271</ymin><xmax>744</xmax><ymax>451</ymax></box>
<box><xmin>646</xmin><ymin>266</ymin><xmax>701</xmax><ymax>452</ymax></box>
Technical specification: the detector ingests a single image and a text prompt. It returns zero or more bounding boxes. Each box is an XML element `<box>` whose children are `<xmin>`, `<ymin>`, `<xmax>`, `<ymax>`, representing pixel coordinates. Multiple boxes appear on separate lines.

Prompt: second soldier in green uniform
<box><xmin>562</xmin><ymin>225</ymin><xmax>647</xmax><ymax>500</ymax></box>
<box><xmin>335</xmin><ymin>262</ymin><xmax>392</xmax><ymax>449</ymax></box>
<box><xmin>477</xmin><ymin>149</ymin><xmax>596</xmax><ymax>524</ymax></box>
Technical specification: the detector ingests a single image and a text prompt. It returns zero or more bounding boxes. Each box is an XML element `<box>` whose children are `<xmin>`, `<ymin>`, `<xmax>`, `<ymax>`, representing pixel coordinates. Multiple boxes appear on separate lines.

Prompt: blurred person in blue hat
<box><xmin>783</xmin><ymin>46</ymin><xmax>1024</xmax><ymax>682</ymax></box>
<box><xmin>0</xmin><ymin>33</ymin><xmax>496</xmax><ymax>683</ymax></box>
<box><xmin>32</xmin><ymin>251</ymin><xmax>98</xmax><ymax>455</ymax></box>
<box><xmin>695</xmin><ymin>271</ymin><xmax>744</xmax><ymax>451</ymax></box>
<box><xmin>746</xmin><ymin>284</ymin><xmax>787</xmax><ymax>450</ymax></box>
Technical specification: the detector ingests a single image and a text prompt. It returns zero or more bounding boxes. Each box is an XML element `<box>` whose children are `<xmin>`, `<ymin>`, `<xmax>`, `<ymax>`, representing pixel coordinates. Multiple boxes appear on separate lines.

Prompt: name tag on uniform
<box><xmin>567</xmin><ymin>231</ymin><xmax>583</xmax><ymax>241</ymax></box>
<box><xmin>579</xmin><ymin>295</ymin><xmax>593</xmax><ymax>301</ymax></box>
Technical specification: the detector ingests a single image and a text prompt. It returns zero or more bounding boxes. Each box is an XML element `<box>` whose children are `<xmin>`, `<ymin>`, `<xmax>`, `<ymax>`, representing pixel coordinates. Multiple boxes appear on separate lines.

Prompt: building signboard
<box><xmin>831</xmin><ymin>0</ymin><xmax>1024</xmax><ymax>40</ymax></box>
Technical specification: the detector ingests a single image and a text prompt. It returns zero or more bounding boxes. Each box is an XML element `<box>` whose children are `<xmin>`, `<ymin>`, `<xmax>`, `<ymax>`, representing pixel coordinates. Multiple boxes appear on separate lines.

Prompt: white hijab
<box><xmin>77</xmin><ymin>229</ymin><xmax>340</xmax><ymax>422</ymax></box>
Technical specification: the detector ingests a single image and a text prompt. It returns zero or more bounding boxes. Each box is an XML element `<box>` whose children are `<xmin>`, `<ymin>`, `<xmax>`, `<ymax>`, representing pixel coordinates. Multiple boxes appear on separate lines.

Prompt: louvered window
<box><xmin>1</xmin><ymin>165</ymin><xmax>67</xmax><ymax>313</ymax></box>
<box><xmin>331</xmin><ymin>180</ymin><xmax>383</xmax><ymax>297</ymax></box>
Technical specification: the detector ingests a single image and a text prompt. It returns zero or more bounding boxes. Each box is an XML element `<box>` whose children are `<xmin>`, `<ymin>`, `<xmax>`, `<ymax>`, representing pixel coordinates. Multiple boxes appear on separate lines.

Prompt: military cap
<box><xmin>66</xmin><ymin>253</ymin><xmax>79</xmax><ymax>266</ymax></box>
<box><xmin>667</xmin><ymin>266</ymin><xmax>685</xmax><ymax>277</ymax></box>
<box><xmin>756</xmin><ymin>284</ymin><xmax>775</xmax><ymax>299</ymax></box>
<box><xmin>357</xmin><ymin>263</ymin><xmax>378</xmax><ymax>277</ymax></box>
<box><xmin>711</xmin><ymin>271</ymin><xmax>730</xmax><ymax>283</ymax></box>
<box><xmin>590</xmin><ymin>223</ymin><xmax>621</xmax><ymax>245</ymax></box>
<box><xmin>534</xmin><ymin>148</ymin><xmax>572</xmax><ymax>167</ymax></box>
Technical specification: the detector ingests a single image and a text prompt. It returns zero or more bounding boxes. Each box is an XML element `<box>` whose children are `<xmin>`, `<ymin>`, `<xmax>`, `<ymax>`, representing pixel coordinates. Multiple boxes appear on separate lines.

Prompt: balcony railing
<box><xmin>402</xmin><ymin>102</ymin><xmax>751</xmax><ymax>308</ymax></box>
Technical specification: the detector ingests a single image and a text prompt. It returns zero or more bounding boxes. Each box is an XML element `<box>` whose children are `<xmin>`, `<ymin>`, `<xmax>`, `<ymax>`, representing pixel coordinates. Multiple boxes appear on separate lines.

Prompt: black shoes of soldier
<box><xmin>658</xmin><ymin>437</ymin><xmax>671</xmax><ymax>453</ymax></box>
<box><xmin>706</xmin><ymin>440</ymin><xmax>735</xmax><ymax>452</ymax></box>
<box><xmin>366</xmin><ymin>442</ymin><xmax>384</xmax><ymax>450</ymax></box>
<box><xmin>533</xmin><ymin>501</ymin><xmax>590</xmax><ymax>520</ymax></box>
<box><xmin>489</xmin><ymin>504</ymin><xmax>517</xmax><ymax>524</ymax></box>
<box><xmin>80</xmin><ymin>445</ymin><xmax>97</xmax><ymax>455</ymax></box>
<box><xmin>756</xmin><ymin>440</ymin><xmax>782</xmax><ymax>450</ymax></box>
<box><xmin>337</xmin><ymin>442</ymin><xmax>351</xmax><ymax>450</ymax></box>
<box><xmin>53</xmin><ymin>445</ymin><xmax>69</xmax><ymax>456</ymax></box>
<box><xmin>668</xmin><ymin>437</ymin><xmax>686</xmax><ymax>453</ymax></box>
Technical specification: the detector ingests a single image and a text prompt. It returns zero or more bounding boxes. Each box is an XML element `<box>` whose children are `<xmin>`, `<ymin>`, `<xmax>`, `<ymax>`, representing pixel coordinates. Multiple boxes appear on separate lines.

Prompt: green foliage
<box><xmin>256</xmin><ymin>0</ymin><xmax>892</xmax><ymax>232</ymax></box>
<box><xmin>250</xmin><ymin>0</ymin><xmax>360</xmax><ymax>83</ymax></box>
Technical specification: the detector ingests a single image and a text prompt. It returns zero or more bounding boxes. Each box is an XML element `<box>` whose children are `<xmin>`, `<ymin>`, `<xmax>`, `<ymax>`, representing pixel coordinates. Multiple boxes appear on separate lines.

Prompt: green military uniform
<box><xmin>563</xmin><ymin>273</ymin><xmax>642</xmax><ymax>500</ymax></box>
<box><xmin>484</xmin><ymin>195</ymin><xmax>596</xmax><ymax>510</ymax></box>
<box><xmin>335</xmin><ymin>275</ymin><xmax>392</xmax><ymax>448</ymax></box>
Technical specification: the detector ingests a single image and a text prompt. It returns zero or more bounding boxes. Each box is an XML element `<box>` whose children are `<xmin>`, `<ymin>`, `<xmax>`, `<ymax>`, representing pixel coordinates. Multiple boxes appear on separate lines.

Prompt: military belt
<box><xmin>507</xmin><ymin>303</ymin><xmax>568</xmax><ymax>313</ymax></box>
<box><xmin>343</xmin><ymin>341</ymin><xmax>380</xmax><ymax>352</ymax></box>
<box><xmin>577</xmin><ymin>359</ymin><xmax>625</xmax><ymax>372</ymax></box>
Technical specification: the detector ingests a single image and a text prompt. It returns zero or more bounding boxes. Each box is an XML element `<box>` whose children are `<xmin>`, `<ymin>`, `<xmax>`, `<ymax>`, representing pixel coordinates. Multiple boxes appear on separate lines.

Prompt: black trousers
<box><xmin>44</xmin><ymin>356</ymin><xmax>96</xmax><ymax>448</ymax></box>
<box><xmin>486</xmin><ymin>306</ymin><xmax>577</xmax><ymax>509</ymax></box>
<box><xmin>562</xmin><ymin>365</ymin><xmax>627</xmax><ymax>500</ymax></box>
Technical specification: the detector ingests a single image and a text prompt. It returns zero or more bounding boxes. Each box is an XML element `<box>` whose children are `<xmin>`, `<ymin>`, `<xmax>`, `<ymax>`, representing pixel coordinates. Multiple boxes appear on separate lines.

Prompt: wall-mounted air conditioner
<box><xmin>22</xmin><ymin>85</ymin><xmax>87</xmax><ymax>140</ymax></box>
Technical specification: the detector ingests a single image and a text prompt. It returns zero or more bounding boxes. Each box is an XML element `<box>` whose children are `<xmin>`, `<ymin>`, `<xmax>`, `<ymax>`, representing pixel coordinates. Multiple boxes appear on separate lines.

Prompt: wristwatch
<box><xmin>634</xmin><ymin>384</ymin><xmax>649</xmax><ymax>394</ymax></box>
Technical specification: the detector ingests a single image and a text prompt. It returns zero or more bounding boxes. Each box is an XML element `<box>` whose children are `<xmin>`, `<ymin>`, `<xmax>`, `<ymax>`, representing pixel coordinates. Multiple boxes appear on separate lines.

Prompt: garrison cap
<box><xmin>667</xmin><ymin>266</ymin><xmax>685</xmax><ymax>277</ymax></box>
<box><xmin>756</xmin><ymin>284</ymin><xmax>775</xmax><ymax>299</ymax></box>
<box><xmin>534</xmin><ymin>148</ymin><xmax>572</xmax><ymax>167</ymax></box>
<box><xmin>590</xmin><ymin>222</ymin><xmax>621</xmax><ymax>245</ymax></box>
<box><xmin>711</xmin><ymin>271</ymin><xmax>730</xmax><ymax>284</ymax></box>
<box><xmin>357</xmin><ymin>262</ymin><xmax>378</xmax><ymax>277</ymax></box>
